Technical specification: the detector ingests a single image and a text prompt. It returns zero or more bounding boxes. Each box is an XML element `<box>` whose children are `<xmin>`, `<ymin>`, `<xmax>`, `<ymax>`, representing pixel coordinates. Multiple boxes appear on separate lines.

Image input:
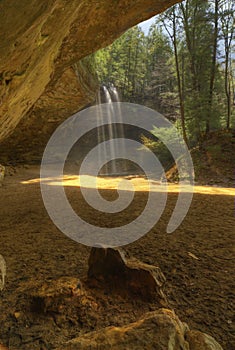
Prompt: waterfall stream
<box><xmin>97</xmin><ymin>85</ymin><xmax>127</xmax><ymax>176</ymax></box>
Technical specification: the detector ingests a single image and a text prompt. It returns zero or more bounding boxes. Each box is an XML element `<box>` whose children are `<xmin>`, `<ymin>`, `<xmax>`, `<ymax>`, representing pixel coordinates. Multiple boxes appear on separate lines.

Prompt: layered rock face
<box><xmin>0</xmin><ymin>0</ymin><xmax>179</xmax><ymax>162</ymax></box>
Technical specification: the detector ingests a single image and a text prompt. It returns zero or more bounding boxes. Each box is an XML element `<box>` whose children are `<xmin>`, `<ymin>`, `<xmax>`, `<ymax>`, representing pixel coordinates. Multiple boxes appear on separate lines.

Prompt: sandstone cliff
<box><xmin>0</xmin><ymin>0</ymin><xmax>179</xmax><ymax>162</ymax></box>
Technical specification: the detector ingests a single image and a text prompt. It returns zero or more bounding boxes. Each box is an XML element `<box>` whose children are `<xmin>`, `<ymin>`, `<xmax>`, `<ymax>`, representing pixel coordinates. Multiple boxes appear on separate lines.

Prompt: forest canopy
<box><xmin>94</xmin><ymin>0</ymin><xmax>235</xmax><ymax>147</ymax></box>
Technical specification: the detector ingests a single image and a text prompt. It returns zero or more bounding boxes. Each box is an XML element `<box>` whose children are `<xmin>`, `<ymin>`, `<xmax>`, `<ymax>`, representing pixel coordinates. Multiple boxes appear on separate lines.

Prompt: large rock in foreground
<box><xmin>59</xmin><ymin>309</ymin><xmax>223</xmax><ymax>350</ymax></box>
<box><xmin>88</xmin><ymin>247</ymin><xmax>167</xmax><ymax>303</ymax></box>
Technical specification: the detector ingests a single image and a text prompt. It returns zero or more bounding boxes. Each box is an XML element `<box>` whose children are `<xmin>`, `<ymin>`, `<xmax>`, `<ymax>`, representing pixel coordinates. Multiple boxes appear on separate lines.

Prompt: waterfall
<box><xmin>96</xmin><ymin>85</ymin><xmax>127</xmax><ymax>176</ymax></box>
<box><xmin>102</xmin><ymin>86</ymin><xmax>118</xmax><ymax>174</ymax></box>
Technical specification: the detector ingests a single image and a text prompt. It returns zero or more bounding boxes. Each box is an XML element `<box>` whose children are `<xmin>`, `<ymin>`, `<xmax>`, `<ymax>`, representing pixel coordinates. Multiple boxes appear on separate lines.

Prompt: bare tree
<box><xmin>159</xmin><ymin>5</ymin><xmax>189</xmax><ymax>147</ymax></box>
<box><xmin>219</xmin><ymin>0</ymin><xmax>235</xmax><ymax>129</ymax></box>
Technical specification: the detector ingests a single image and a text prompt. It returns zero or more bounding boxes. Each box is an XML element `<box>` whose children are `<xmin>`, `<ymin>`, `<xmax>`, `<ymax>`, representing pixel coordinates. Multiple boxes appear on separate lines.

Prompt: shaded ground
<box><xmin>0</xmin><ymin>166</ymin><xmax>234</xmax><ymax>349</ymax></box>
<box><xmin>167</xmin><ymin>130</ymin><xmax>235</xmax><ymax>186</ymax></box>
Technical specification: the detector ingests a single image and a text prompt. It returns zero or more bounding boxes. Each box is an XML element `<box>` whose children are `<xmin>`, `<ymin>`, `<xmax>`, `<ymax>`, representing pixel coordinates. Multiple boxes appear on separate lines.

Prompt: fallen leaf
<box><xmin>188</xmin><ymin>252</ymin><xmax>199</xmax><ymax>260</ymax></box>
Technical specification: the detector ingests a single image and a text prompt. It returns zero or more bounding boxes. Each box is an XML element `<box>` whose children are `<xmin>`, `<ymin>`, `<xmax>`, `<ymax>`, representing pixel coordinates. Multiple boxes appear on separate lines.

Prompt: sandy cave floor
<box><xmin>0</xmin><ymin>165</ymin><xmax>234</xmax><ymax>349</ymax></box>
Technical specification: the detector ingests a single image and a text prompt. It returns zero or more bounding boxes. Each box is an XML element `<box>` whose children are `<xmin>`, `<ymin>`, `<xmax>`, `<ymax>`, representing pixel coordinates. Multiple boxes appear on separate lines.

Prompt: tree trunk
<box><xmin>207</xmin><ymin>0</ymin><xmax>219</xmax><ymax>134</ymax></box>
<box><xmin>172</xmin><ymin>11</ymin><xmax>189</xmax><ymax>147</ymax></box>
<box><xmin>225</xmin><ymin>49</ymin><xmax>231</xmax><ymax>129</ymax></box>
<box><xmin>161</xmin><ymin>8</ymin><xmax>189</xmax><ymax>148</ymax></box>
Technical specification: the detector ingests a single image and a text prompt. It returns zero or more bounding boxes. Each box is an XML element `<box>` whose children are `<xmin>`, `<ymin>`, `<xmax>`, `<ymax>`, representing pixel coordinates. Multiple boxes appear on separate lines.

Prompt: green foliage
<box><xmin>95</xmin><ymin>24</ymin><xmax>175</xmax><ymax>109</ymax></box>
<box><xmin>141</xmin><ymin>126</ymin><xmax>185</xmax><ymax>169</ymax></box>
<box><xmin>94</xmin><ymin>0</ymin><xmax>235</xmax><ymax>149</ymax></box>
<box><xmin>95</xmin><ymin>26</ymin><xmax>147</xmax><ymax>101</ymax></box>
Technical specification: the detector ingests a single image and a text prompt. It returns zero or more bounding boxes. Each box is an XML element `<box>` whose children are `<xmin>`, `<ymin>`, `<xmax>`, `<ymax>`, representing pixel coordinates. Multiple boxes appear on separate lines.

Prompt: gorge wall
<box><xmin>0</xmin><ymin>0</ymin><xmax>179</xmax><ymax>163</ymax></box>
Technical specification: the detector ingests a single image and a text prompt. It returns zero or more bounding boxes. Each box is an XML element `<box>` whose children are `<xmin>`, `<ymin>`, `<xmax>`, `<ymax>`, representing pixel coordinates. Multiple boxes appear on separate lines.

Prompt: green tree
<box><xmin>94</xmin><ymin>2</ymin><xmax>234</xmax><ymax>147</ymax></box>
<box><xmin>180</xmin><ymin>0</ymin><xmax>218</xmax><ymax>139</ymax></box>
<box><xmin>95</xmin><ymin>26</ymin><xmax>147</xmax><ymax>101</ymax></box>
<box><xmin>144</xmin><ymin>23</ymin><xmax>176</xmax><ymax>118</ymax></box>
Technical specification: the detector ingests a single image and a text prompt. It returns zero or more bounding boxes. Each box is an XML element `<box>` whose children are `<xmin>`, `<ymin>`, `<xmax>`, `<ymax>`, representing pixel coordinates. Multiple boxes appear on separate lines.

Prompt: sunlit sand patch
<box><xmin>21</xmin><ymin>175</ymin><xmax>235</xmax><ymax>196</ymax></box>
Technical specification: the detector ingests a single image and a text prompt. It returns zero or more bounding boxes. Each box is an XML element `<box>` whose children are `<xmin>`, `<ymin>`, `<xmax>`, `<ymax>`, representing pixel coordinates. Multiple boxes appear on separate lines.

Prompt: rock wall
<box><xmin>0</xmin><ymin>0</ymin><xmax>179</xmax><ymax>163</ymax></box>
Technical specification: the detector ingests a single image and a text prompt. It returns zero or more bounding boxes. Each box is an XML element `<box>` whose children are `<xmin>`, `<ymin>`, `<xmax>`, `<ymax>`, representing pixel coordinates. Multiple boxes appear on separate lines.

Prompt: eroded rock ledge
<box><xmin>61</xmin><ymin>309</ymin><xmax>223</xmax><ymax>350</ymax></box>
<box><xmin>0</xmin><ymin>0</ymin><xmax>179</xmax><ymax>162</ymax></box>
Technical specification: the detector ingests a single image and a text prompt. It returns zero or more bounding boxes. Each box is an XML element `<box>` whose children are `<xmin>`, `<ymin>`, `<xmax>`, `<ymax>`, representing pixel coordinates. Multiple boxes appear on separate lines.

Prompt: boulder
<box><xmin>58</xmin><ymin>309</ymin><xmax>224</xmax><ymax>350</ymax></box>
<box><xmin>29</xmin><ymin>277</ymin><xmax>85</xmax><ymax>314</ymax></box>
<box><xmin>88</xmin><ymin>247</ymin><xmax>167</xmax><ymax>303</ymax></box>
<box><xmin>19</xmin><ymin>276</ymin><xmax>99</xmax><ymax>330</ymax></box>
<box><xmin>60</xmin><ymin>309</ymin><xmax>189</xmax><ymax>350</ymax></box>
